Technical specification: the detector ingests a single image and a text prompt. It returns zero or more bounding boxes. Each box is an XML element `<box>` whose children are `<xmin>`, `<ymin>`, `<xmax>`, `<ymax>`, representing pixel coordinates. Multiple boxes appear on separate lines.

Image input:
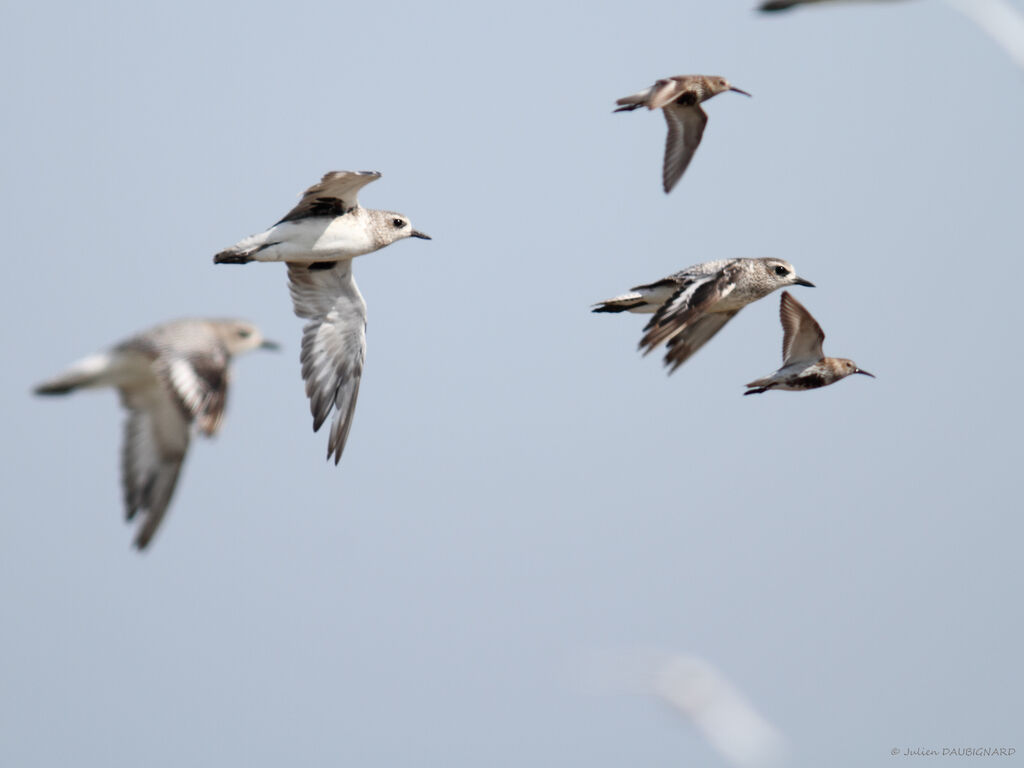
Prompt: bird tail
<box><xmin>34</xmin><ymin>354</ymin><xmax>113</xmax><ymax>395</ymax></box>
<box><xmin>591</xmin><ymin>293</ymin><xmax>648</xmax><ymax>313</ymax></box>
<box><xmin>743</xmin><ymin>377</ymin><xmax>773</xmax><ymax>395</ymax></box>
<box><xmin>213</xmin><ymin>231</ymin><xmax>274</xmax><ymax>264</ymax></box>
<box><xmin>614</xmin><ymin>89</ymin><xmax>652</xmax><ymax>112</ymax></box>
<box><xmin>758</xmin><ymin>1</ymin><xmax>801</xmax><ymax>11</ymax></box>
<box><xmin>213</xmin><ymin>245</ymin><xmax>258</xmax><ymax>264</ymax></box>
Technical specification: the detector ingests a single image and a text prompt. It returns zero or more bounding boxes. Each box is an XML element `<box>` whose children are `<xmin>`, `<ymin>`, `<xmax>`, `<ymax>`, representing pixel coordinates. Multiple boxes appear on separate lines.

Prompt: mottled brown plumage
<box><xmin>614</xmin><ymin>75</ymin><xmax>751</xmax><ymax>193</ymax></box>
<box><xmin>744</xmin><ymin>292</ymin><xmax>874</xmax><ymax>394</ymax></box>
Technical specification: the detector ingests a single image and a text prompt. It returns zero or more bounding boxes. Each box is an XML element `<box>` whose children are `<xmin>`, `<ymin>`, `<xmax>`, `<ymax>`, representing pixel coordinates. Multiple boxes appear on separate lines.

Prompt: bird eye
<box><xmin>773</xmin><ymin>266</ymin><xmax>790</xmax><ymax>277</ymax></box>
<box><xmin>392</xmin><ymin>218</ymin><xmax>406</xmax><ymax>229</ymax></box>
<box><xmin>237</xmin><ymin>328</ymin><xmax>251</xmax><ymax>338</ymax></box>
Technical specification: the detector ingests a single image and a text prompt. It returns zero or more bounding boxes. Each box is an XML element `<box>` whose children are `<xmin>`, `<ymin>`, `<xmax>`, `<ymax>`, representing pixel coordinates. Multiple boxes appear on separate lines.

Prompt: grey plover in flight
<box><xmin>615</xmin><ymin>75</ymin><xmax>751</xmax><ymax>193</ymax></box>
<box><xmin>758</xmin><ymin>0</ymin><xmax>910</xmax><ymax>10</ymax></box>
<box><xmin>34</xmin><ymin>318</ymin><xmax>277</xmax><ymax>550</ymax></box>
<box><xmin>744</xmin><ymin>292</ymin><xmax>873</xmax><ymax>395</ymax></box>
<box><xmin>594</xmin><ymin>258</ymin><xmax>814</xmax><ymax>373</ymax></box>
<box><xmin>214</xmin><ymin>170</ymin><xmax>430</xmax><ymax>465</ymax></box>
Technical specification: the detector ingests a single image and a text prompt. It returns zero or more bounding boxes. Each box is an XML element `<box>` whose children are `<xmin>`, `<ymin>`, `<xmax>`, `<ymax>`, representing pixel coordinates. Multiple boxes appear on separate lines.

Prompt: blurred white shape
<box><xmin>944</xmin><ymin>0</ymin><xmax>1024</xmax><ymax>70</ymax></box>
<box><xmin>580</xmin><ymin>650</ymin><xmax>787</xmax><ymax>768</ymax></box>
<box><xmin>654</xmin><ymin>655</ymin><xmax>787</xmax><ymax>768</ymax></box>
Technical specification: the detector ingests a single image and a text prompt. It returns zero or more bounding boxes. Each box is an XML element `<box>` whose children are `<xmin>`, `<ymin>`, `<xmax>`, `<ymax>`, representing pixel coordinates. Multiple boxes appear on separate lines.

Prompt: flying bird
<box><xmin>34</xmin><ymin>318</ymin><xmax>277</xmax><ymax>549</ymax></box>
<box><xmin>744</xmin><ymin>291</ymin><xmax>873</xmax><ymax>394</ymax></box>
<box><xmin>594</xmin><ymin>258</ymin><xmax>814</xmax><ymax>373</ymax></box>
<box><xmin>214</xmin><ymin>171</ymin><xmax>430</xmax><ymax>464</ymax></box>
<box><xmin>614</xmin><ymin>75</ymin><xmax>751</xmax><ymax>193</ymax></box>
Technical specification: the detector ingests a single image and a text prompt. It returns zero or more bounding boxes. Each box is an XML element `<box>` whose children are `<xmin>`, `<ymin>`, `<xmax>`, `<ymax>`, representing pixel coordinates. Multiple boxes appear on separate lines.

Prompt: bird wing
<box><xmin>639</xmin><ymin>263</ymin><xmax>742</xmax><ymax>357</ymax></box>
<box><xmin>277</xmin><ymin>170</ymin><xmax>382</xmax><ymax>224</ymax></box>
<box><xmin>287</xmin><ymin>261</ymin><xmax>367</xmax><ymax>465</ymax></box>
<box><xmin>647</xmin><ymin>78</ymin><xmax>689</xmax><ymax>110</ymax></box>
<box><xmin>119</xmin><ymin>388</ymin><xmax>191</xmax><ymax>550</ymax></box>
<box><xmin>779</xmin><ymin>291</ymin><xmax>825</xmax><ymax>365</ymax></box>
<box><xmin>661</xmin><ymin>105</ymin><xmax>708</xmax><ymax>193</ymax></box>
<box><xmin>157</xmin><ymin>352</ymin><xmax>231</xmax><ymax>437</ymax></box>
<box><xmin>661</xmin><ymin>310</ymin><xmax>741</xmax><ymax>373</ymax></box>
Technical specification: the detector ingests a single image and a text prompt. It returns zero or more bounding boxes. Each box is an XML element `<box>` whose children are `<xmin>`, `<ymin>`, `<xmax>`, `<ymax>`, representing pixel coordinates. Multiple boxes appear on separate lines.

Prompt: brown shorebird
<box><xmin>34</xmin><ymin>318</ymin><xmax>278</xmax><ymax>549</ymax></box>
<box><xmin>214</xmin><ymin>171</ymin><xmax>430</xmax><ymax>465</ymax></box>
<box><xmin>614</xmin><ymin>75</ymin><xmax>751</xmax><ymax>193</ymax></box>
<box><xmin>744</xmin><ymin>292</ymin><xmax>873</xmax><ymax>395</ymax></box>
<box><xmin>593</xmin><ymin>258</ymin><xmax>814</xmax><ymax>373</ymax></box>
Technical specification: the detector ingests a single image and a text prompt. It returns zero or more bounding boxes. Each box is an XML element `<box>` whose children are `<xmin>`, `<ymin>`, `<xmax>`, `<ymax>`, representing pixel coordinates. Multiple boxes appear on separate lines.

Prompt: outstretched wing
<box><xmin>119</xmin><ymin>389</ymin><xmax>191</xmax><ymax>550</ymax></box>
<box><xmin>661</xmin><ymin>310</ymin><xmax>741</xmax><ymax>373</ymax></box>
<box><xmin>287</xmin><ymin>261</ymin><xmax>367</xmax><ymax>465</ymax></box>
<box><xmin>779</xmin><ymin>291</ymin><xmax>825</xmax><ymax>365</ymax></box>
<box><xmin>639</xmin><ymin>263</ymin><xmax>742</xmax><ymax>360</ymax></box>
<box><xmin>662</xmin><ymin>104</ymin><xmax>708</xmax><ymax>192</ymax></box>
<box><xmin>277</xmin><ymin>170</ymin><xmax>382</xmax><ymax>224</ymax></box>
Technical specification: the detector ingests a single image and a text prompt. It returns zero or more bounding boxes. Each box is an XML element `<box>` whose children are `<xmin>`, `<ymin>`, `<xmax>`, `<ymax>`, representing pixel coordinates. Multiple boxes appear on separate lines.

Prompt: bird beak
<box><xmin>260</xmin><ymin>340</ymin><xmax>281</xmax><ymax>351</ymax></box>
<box><xmin>855</xmin><ymin>368</ymin><xmax>875</xmax><ymax>378</ymax></box>
<box><xmin>410</xmin><ymin>230</ymin><xmax>432</xmax><ymax>240</ymax></box>
<box><xmin>729</xmin><ymin>86</ymin><xmax>752</xmax><ymax>97</ymax></box>
<box><xmin>794</xmin><ymin>277</ymin><xmax>815</xmax><ymax>287</ymax></box>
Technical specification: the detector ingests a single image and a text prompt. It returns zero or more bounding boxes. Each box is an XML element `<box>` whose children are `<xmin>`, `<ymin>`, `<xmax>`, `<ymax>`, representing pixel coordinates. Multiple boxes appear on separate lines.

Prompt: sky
<box><xmin>2</xmin><ymin>0</ymin><xmax>1022</xmax><ymax>766</ymax></box>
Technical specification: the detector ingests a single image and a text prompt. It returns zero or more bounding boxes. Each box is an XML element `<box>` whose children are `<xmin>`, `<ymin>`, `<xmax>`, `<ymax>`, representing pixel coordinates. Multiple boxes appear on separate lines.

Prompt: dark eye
<box><xmin>237</xmin><ymin>328</ymin><xmax>251</xmax><ymax>338</ymax></box>
<box><xmin>774</xmin><ymin>266</ymin><xmax>790</xmax><ymax>277</ymax></box>
<box><xmin>392</xmin><ymin>218</ymin><xmax>406</xmax><ymax>229</ymax></box>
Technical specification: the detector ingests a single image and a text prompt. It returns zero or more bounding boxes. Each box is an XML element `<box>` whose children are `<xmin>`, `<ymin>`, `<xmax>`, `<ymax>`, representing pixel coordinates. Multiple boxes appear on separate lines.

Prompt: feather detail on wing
<box><xmin>779</xmin><ymin>292</ymin><xmax>825</xmax><ymax>366</ymax></box>
<box><xmin>119</xmin><ymin>390</ymin><xmax>190</xmax><ymax>550</ymax></box>
<box><xmin>661</xmin><ymin>311</ymin><xmax>741</xmax><ymax>373</ymax></box>
<box><xmin>158</xmin><ymin>354</ymin><xmax>230</xmax><ymax>437</ymax></box>
<box><xmin>287</xmin><ymin>262</ymin><xmax>367</xmax><ymax>465</ymax></box>
<box><xmin>662</xmin><ymin>105</ymin><xmax>708</xmax><ymax>193</ymax></box>
<box><xmin>639</xmin><ymin>264</ymin><xmax>741</xmax><ymax>356</ymax></box>
<box><xmin>277</xmin><ymin>171</ymin><xmax>381</xmax><ymax>224</ymax></box>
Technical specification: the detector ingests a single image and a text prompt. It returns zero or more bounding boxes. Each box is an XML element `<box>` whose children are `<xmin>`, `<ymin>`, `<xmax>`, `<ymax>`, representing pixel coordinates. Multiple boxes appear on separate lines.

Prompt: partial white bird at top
<box><xmin>760</xmin><ymin>0</ymin><xmax>1024</xmax><ymax>72</ymax></box>
<box><xmin>944</xmin><ymin>0</ymin><xmax>1024</xmax><ymax>71</ymax></box>
<box><xmin>580</xmin><ymin>649</ymin><xmax>787</xmax><ymax>768</ymax></box>
<box><xmin>33</xmin><ymin>318</ymin><xmax>277</xmax><ymax>550</ymax></box>
<box><xmin>214</xmin><ymin>171</ymin><xmax>431</xmax><ymax>465</ymax></box>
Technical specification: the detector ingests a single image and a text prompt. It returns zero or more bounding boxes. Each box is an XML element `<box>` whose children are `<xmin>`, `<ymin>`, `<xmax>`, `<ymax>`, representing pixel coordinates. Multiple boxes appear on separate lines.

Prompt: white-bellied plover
<box><xmin>594</xmin><ymin>258</ymin><xmax>814</xmax><ymax>373</ymax></box>
<box><xmin>615</xmin><ymin>75</ymin><xmax>751</xmax><ymax>193</ymax></box>
<box><xmin>744</xmin><ymin>291</ymin><xmax>873</xmax><ymax>394</ymax></box>
<box><xmin>214</xmin><ymin>171</ymin><xmax>430</xmax><ymax>465</ymax></box>
<box><xmin>34</xmin><ymin>318</ymin><xmax>278</xmax><ymax>550</ymax></box>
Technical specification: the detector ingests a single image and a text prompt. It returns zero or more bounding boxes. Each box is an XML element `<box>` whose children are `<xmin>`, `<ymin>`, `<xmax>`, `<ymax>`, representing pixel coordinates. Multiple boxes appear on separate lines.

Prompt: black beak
<box><xmin>794</xmin><ymin>277</ymin><xmax>815</xmax><ymax>288</ymax></box>
<box><xmin>855</xmin><ymin>369</ymin><xmax>875</xmax><ymax>378</ymax></box>
<box><xmin>729</xmin><ymin>86</ymin><xmax>752</xmax><ymax>97</ymax></box>
<box><xmin>410</xmin><ymin>230</ymin><xmax>432</xmax><ymax>240</ymax></box>
<box><xmin>260</xmin><ymin>340</ymin><xmax>281</xmax><ymax>351</ymax></box>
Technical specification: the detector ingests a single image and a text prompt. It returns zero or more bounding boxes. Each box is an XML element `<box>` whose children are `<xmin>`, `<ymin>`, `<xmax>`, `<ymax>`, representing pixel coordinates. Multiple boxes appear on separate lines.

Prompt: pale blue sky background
<box><xmin>2</xmin><ymin>1</ymin><xmax>1022</xmax><ymax>765</ymax></box>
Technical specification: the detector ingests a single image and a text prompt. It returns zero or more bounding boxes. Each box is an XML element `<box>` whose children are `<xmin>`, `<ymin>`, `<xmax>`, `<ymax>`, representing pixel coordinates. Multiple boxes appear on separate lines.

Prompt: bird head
<box><xmin>762</xmin><ymin>259</ymin><xmax>815</xmax><ymax>290</ymax></box>
<box><xmin>218</xmin><ymin>320</ymin><xmax>280</xmax><ymax>356</ymax></box>
<box><xmin>372</xmin><ymin>210</ymin><xmax>431</xmax><ymax>247</ymax></box>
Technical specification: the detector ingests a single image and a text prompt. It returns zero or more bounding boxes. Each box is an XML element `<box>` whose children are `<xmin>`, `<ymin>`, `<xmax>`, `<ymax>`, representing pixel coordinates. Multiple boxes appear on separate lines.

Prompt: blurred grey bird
<box><xmin>744</xmin><ymin>291</ymin><xmax>873</xmax><ymax>394</ymax></box>
<box><xmin>759</xmin><ymin>0</ymin><xmax>1024</xmax><ymax>72</ymax></box>
<box><xmin>34</xmin><ymin>318</ymin><xmax>278</xmax><ymax>550</ymax></box>
<box><xmin>594</xmin><ymin>258</ymin><xmax>814</xmax><ymax>373</ymax></box>
<box><xmin>214</xmin><ymin>171</ymin><xmax>430</xmax><ymax>465</ymax></box>
<box><xmin>614</xmin><ymin>75</ymin><xmax>751</xmax><ymax>193</ymax></box>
